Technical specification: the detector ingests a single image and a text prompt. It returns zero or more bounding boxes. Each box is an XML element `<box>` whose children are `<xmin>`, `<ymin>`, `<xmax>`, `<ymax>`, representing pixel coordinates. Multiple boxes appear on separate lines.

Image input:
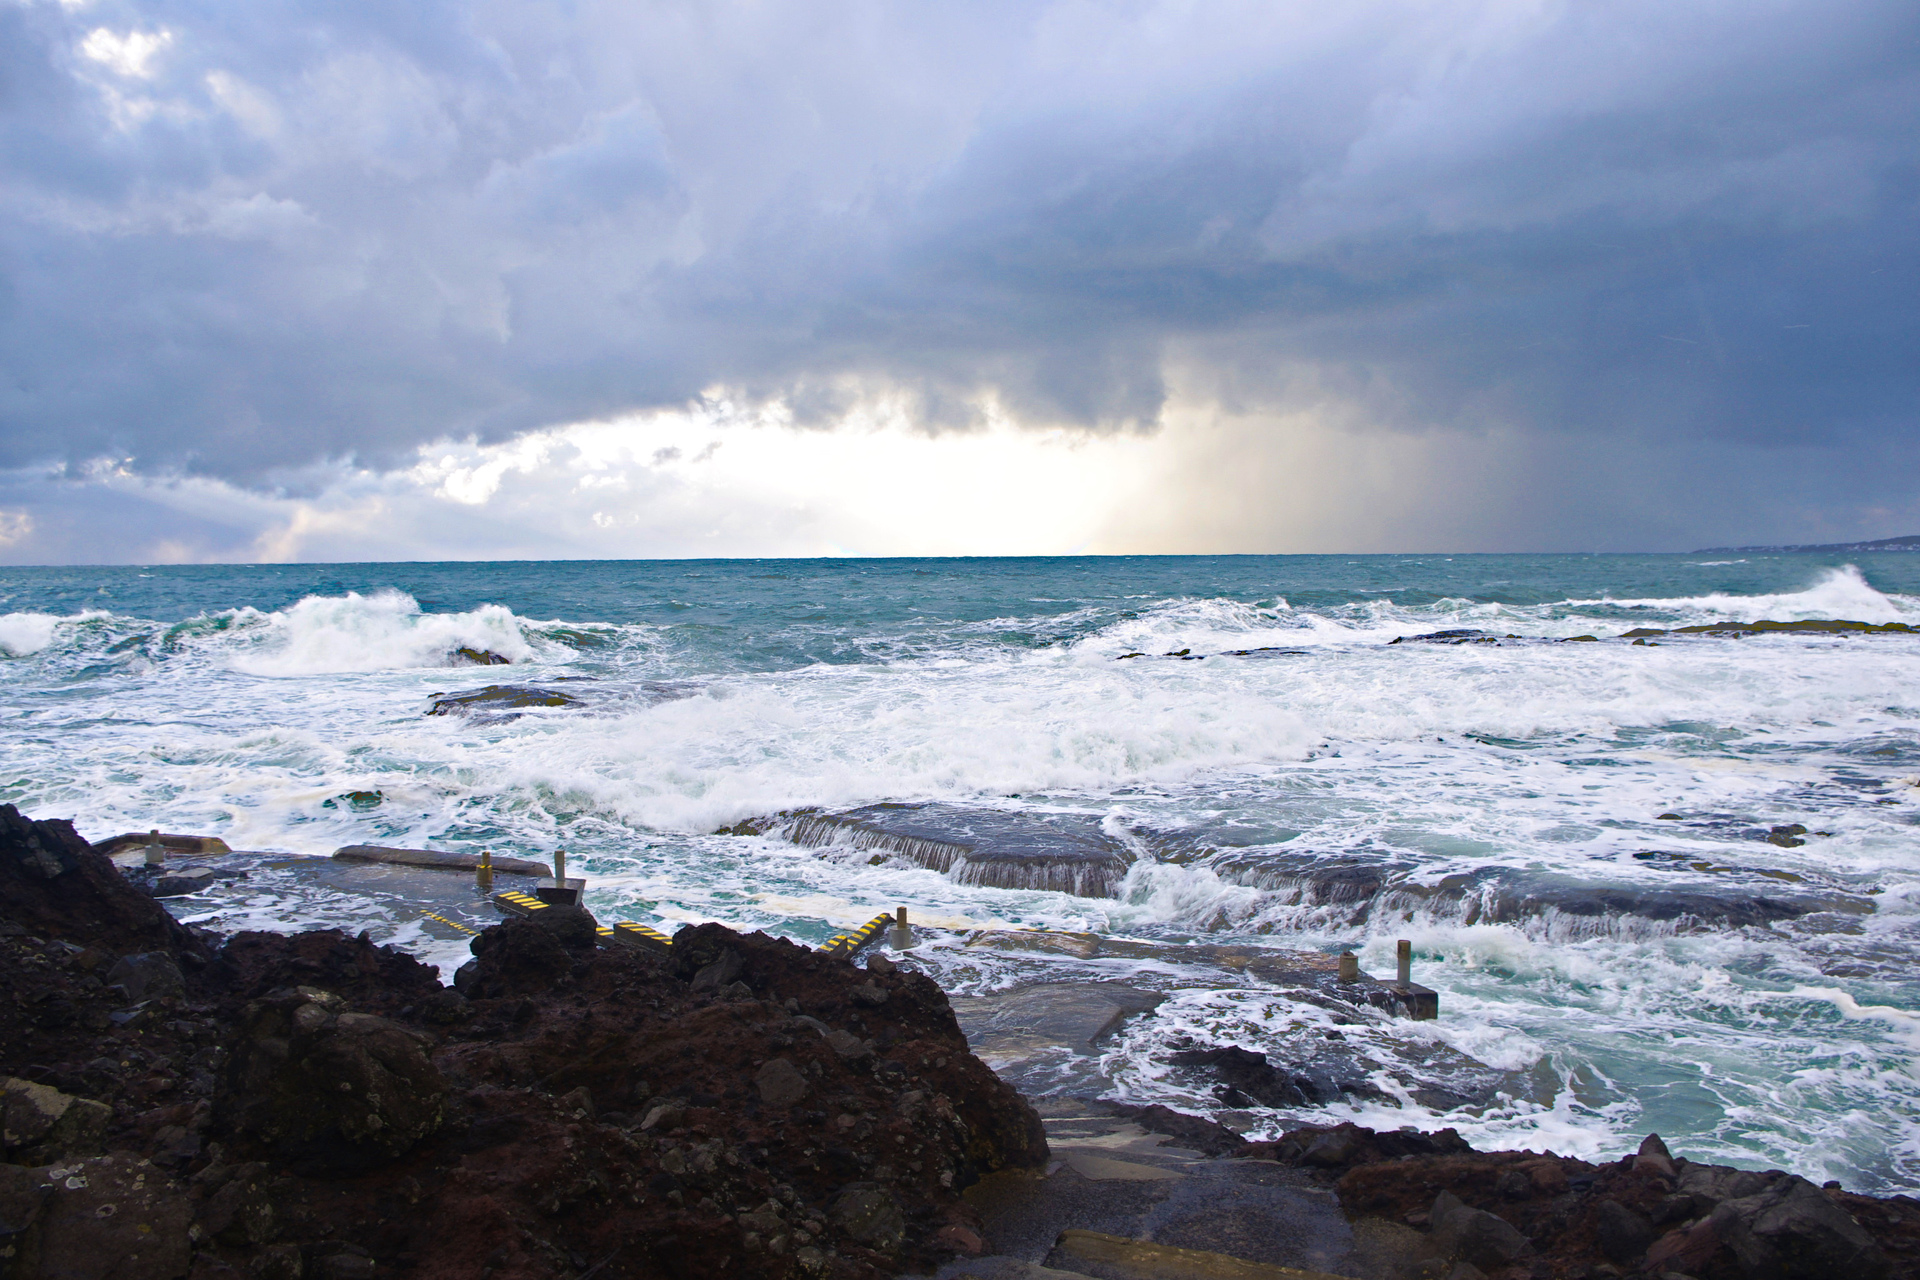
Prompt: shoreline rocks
<box><xmin>1244</xmin><ymin>1121</ymin><xmax>1910</xmax><ymax>1279</ymax></box>
<box><xmin>0</xmin><ymin>804</ymin><xmax>1047</xmax><ymax>1280</ymax></box>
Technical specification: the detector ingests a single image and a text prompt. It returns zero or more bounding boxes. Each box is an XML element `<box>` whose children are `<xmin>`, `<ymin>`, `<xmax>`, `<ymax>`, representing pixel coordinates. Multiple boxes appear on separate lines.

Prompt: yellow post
<box><xmin>476</xmin><ymin>847</ymin><xmax>493</xmax><ymax>892</ymax></box>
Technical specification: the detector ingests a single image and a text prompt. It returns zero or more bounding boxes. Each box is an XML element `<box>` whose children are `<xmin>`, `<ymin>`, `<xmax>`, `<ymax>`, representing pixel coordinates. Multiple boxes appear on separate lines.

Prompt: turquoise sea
<box><xmin>5</xmin><ymin>553</ymin><xmax>1920</xmax><ymax>1190</ymax></box>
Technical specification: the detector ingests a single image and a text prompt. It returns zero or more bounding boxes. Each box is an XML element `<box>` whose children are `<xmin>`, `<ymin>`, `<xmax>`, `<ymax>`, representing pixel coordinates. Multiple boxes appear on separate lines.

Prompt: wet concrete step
<box><xmin>925</xmin><ymin>1100</ymin><xmax>1368</xmax><ymax>1280</ymax></box>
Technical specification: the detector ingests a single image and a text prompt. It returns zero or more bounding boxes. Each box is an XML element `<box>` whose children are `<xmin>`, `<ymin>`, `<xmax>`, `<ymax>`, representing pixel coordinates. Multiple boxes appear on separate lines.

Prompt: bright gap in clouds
<box><xmin>10</xmin><ymin>389</ymin><xmax>1907</xmax><ymax>564</ymax></box>
<box><xmin>371</xmin><ymin>401</ymin><xmax>1167</xmax><ymax>560</ymax></box>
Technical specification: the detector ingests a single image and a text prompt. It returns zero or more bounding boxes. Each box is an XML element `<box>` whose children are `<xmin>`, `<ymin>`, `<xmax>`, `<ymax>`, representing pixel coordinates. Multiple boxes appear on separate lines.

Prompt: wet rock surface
<box><xmin>0</xmin><ymin>805</ymin><xmax>1047</xmax><ymax>1280</ymax></box>
<box><xmin>1200</xmin><ymin>845</ymin><xmax>1871</xmax><ymax>936</ymax></box>
<box><xmin>427</xmin><ymin>679</ymin><xmax>702</xmax><ymax>723</ymax></box>
<box><xmin>427</xmin><ymin>683</ymin><xmax>585</xmax><ymax>719</ymax></box>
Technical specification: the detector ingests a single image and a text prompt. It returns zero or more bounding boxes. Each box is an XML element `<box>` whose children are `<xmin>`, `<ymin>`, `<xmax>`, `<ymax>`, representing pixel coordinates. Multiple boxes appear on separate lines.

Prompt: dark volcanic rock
<box><xmin>1171</xmin><ymin>1044</ymin><xmax>1384</xmax><ymax>1107</ymax></box>
<box><xmin>220</xmin><ymin>987</ymin><xmax>449</xmax><ymax>1175</ymax></box>
<box><xmin>0</xmin><ymin>804</ymin><xmax>204</xmax><ymax>957</ymax></box>
<box><xmin>451</xmin><ymin>646</ymin><xmax>513</xmax><ymax>665</ymax></box>
<box><xmin>1206</xmin><ymin>845</ymin><xmax>1870</xmax><ymax>935</ymax></box>
<box><xmin>2</xmin><ymin>805</ymin><xmax>1050</xmax><ymax>1280</ymax></box>
<box><xmin>427</xmin><ymin>683</ymin><xmax>583</xmax><ymax>718</ymax></box>
<box><xmin>2</xmin><ymin>1076</ymin><xmax>110</xmax><ymax>1164</ymax></box>
<box><xmin>22</xmin><ymin>1153</ymin><xmax>193</xmax><ymax>1280</ymax></box>
<box><xmin>1256</xmin><ymin>1121</ymin><xmax>1905</xmax><ymax>1280</ymax></box>
<box><xmin>1097</xmin><ymin>1101</ymin><xmax>1247</xmax><ymax>1157</ymax></box>
<box><xmin>92</xmin><ymin>830</ymin><xmax>234</xmax><ymax>857</ymax></box>
<box><xmin>207</xmin><ymin>928</ymin><xmax>444</xmax><ymax>1013</ymax></box>
<box><xmin>1627</xmin><ymin>618</ymin><xmax>1916</xmax><ymax>638</ymax></box>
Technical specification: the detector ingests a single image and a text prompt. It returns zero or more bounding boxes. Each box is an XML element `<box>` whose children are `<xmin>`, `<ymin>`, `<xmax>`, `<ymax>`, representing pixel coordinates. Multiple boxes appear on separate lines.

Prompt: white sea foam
<box><xmin>0</xmin><ymin>610</ymin><xmax>113</xmax><ymax>657</ymax></box>
<box><xmin>0</xmin><ymin>612</ymin><xmax>62</xmax><ymax>656</ymax></box>
<box><xmin>217</xmin><ymin>591</ymin><xmax>557</xmax><ymax>675</ymax></box>
<box><xmin>1567</xmin><ymin>564</ymin><xmax>1917</xmax><ymax>624</ymax></box>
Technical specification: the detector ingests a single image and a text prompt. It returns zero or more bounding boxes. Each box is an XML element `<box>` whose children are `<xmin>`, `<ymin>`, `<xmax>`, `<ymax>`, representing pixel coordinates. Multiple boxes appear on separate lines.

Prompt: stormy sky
<box><xmin>1</xmin><ymin>0</ymin><xmax>1915</xmax><ymax>562</ymax></box>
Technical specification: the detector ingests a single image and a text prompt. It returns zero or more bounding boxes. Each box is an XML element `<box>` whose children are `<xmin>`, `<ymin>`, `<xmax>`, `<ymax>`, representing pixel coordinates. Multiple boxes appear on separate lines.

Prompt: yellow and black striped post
<box><xmin>820</xmin><ymin>913</ymin><xmax>893</xmax><ymax>959</ymax></box>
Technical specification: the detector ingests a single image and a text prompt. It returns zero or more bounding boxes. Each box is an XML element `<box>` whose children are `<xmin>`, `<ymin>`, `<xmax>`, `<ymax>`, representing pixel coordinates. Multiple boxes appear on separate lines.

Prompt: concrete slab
<box><xmin>1058</xmin><ymin>1151</ymin><xmax>1187</xmax><ymax>1182</ymax></box>
<box><xmin>1048</xmin><ymin>1231</ymin><xmax>1359</xmax><ymax>1280</ymax></box>
<box><xmin>945</xmin><ymin>1110</ymin><xmax>1365</xmax><ymax>1280</ymax></box>
<box><xmin>951</xmin><ymin>983</ymin><xmax>1167</xmax><ymax>1060</ymax></box>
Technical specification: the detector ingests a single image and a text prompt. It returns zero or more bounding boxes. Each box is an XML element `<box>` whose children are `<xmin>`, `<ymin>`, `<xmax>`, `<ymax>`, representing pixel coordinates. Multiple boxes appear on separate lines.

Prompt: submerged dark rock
<box><xmin>450</xmin><ymin>646</ymin><xmax>512</xmax><ymax>665</ymax></box>
<box><xmin>1389</xmin><ymin>629</ymin><xmax>1510</xmax><ymax>645</ymax></box>
<box><xmin>1203</xmin><ymin>845</ymin><xmax>1870</xmax><ymax>935</ymax></box>
<box><xmin>727</xmin><ymin>802</ymin><xmax>1132</xmax><ymax>896</ymax></box>
<box><xmin>1624</xmin><ymin>618</ymin><xmax>1916</xmax><ymax>638</ymax></box>
<box><xmin>427</xmin><ymin>683</ymin><xmax>585</xmax><ymax>718</ymax></box>
<box><xmin>1170</xmin><ymin>1044</ymin><xmax>1385</xmax><ymax>1108</ymax></box>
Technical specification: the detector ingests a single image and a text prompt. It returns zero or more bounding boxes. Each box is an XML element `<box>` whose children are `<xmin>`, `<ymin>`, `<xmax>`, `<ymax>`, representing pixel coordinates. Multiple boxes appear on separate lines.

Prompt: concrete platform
<box><xmin>924</xmin><ymin>1100</ymin><xmax>1380</xmax><ymax>1280</ymax></box>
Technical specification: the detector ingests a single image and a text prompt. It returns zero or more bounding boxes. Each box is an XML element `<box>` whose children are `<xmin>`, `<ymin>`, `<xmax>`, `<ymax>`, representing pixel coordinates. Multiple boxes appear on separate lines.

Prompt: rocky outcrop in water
<box><xmin>1623</xmin><ymin>619</ymin><xmax>1915</xmax><ymax>638</ymax></box>
<box><xmin>427</xmin><ymin>684</ymin><xmax>586</xmax><ymax>719</ymax></box>
<box><xmin>1385</xmin><ymin>619</ymin><xmax>1916</xmax><ymax>646</ymax></box>
<box><xmin>451</xmin><ymin>647</ymin><xmax>513</xmax><ymax>665</ymax></box>
<box><xmin>0</xmin><ymin>805</ymin><xmax>1047</xmax><ymax>1280</ymax></box>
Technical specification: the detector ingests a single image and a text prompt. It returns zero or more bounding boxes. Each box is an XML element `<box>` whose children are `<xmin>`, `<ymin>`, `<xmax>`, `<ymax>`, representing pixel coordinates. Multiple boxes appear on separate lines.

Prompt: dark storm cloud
<box><xmin>1</xmin><ymin>0</ymin><xmax>1915</xmax><ymax>484</ymax></box>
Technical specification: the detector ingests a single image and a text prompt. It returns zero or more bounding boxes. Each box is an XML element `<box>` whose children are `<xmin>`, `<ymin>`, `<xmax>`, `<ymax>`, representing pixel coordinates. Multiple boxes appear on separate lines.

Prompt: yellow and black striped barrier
<box><xmin>420</xmin><ymin>910</ymin><xmax>480</xmax><ymax>936</ymax></box>
<box><xmin>819</xmin><ymin>913</ymin><xmax>893</xmax><ymax>959</ymax></box>
<box><xmin>491</xmin><ymin>891</ymin><xmax>895</xmax><ymax>961</ymax></box>
<box><xmin>597</xmin><ymin>920</ymin><xmax>674</xmax><ymax>955</ymax></box>
<box><xmin>491</xmin><ymin>889</ymin><xmax>550</xmax><ymax>918</ymax></box>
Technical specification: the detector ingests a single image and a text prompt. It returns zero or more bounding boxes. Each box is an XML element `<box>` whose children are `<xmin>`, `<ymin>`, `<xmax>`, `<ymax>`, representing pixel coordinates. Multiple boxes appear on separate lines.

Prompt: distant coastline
<box><xmin>1693</xmin><ymin>533</ymin><xmax>1920</xmax><ymax>554</ymax></box>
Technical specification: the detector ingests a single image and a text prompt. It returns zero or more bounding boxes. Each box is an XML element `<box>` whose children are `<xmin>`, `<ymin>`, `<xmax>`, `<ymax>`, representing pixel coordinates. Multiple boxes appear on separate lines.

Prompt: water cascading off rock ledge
<box><xmin>721</xmin><ymin>803</ymin><xmax>1133</xmax><ymax>898</ymax></box>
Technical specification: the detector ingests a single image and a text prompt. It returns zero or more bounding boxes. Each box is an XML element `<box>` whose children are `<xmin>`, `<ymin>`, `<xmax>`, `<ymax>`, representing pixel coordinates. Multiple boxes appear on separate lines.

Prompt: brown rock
<box><xmin>833</xmin><ymin>1184</ymin><xmax>906</xmax><ymax>1249</ymax></box>
<box><xmin>1</xmin><ymin>1079</ymin><xmax>109</xmax><ymax>1165</ymax></box>
<box><xmin>29</xmin><ymin>1154</ymin><xmax>192</xmax><ymax>1280</ymax></box>
<box><xmin>1593</xmin><ymin>1198</ymin><xmax>1654</xmax><ymax>1264</ymax></box>
<box><xmin>1429</xmin><ymin>1190</ymin><xmax>1529</xmax><ymax>1270</ymax></box>
<box><xmin>1710</xmin><ymin>1175</ymin><xmax>1889</xmax><ymax>1279</ymax></box>
<box><xmin>219</xmin><ymin>989</ymin><xmax>447</xmax><ymax>1175</ymax></box>
<box><xmin>0</xmin><ymin>804</ymin><xmax>203</xmax><ymax>957</ymax></box>
<box><xmin>756</xmin><ymin>1058</ymin><xmax>809</xmax><ymax>1107</ymax></box>
<box><xmin>1632</xmin><ymin>1131</ymin><xmax>1676</xmax><ymax>1180</ymax></box>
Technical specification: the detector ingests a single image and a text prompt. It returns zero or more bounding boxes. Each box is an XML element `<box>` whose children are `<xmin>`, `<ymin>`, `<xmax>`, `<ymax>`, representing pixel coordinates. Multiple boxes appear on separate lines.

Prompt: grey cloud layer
<box><xmin>1</xmin><ymin>0</ymin><xmax>1915</xmax><ymax>485</ymax></box>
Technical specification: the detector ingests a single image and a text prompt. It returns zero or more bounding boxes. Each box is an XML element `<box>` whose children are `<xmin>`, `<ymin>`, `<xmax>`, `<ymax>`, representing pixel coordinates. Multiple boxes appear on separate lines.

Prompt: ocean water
<box><xmin>5</xmin><ymin>554</ymin><xmax>1920</xmax><ymax>1191</ymax></box>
